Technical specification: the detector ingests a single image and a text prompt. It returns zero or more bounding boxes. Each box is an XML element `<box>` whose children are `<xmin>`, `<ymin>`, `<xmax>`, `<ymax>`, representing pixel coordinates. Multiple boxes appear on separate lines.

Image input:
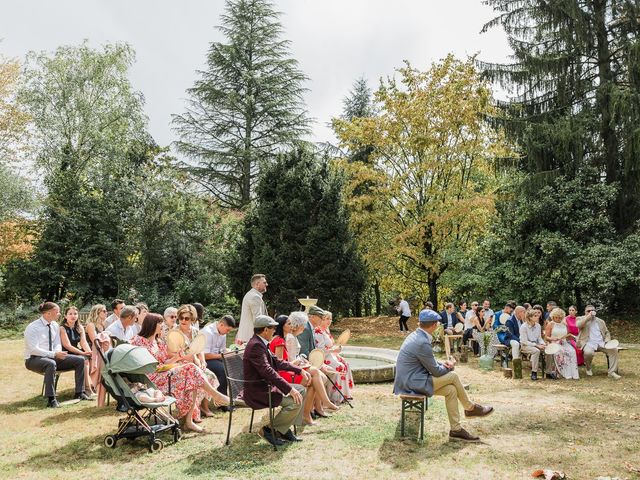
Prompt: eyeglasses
<box><xmin>179</xmin><ymin>316</ymin><xmax>191</xmax><ymax>322</ymax></box>
<box><xmin>169</xmin><ymin>315</ymin><xmax>177</xmax><ymax>319</ymax></box>
<box><xmin>100</xmin><ymin>309</ymin><xmax>107</xmax><ymax>313</ymax></box>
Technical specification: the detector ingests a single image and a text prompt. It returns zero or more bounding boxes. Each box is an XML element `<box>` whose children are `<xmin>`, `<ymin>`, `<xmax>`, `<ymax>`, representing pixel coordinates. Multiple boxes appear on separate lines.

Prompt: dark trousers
<box><xmin>205</xmin><ymin>358</ymin><xmax>228</xmax><ymax>396</ymax></box>
<box><xmin>25</xmin><ymin>354</ymin><xmax>86</xmax><ymax>397</ymax></box>
<box><xmin>399</xmin><ymin>315</ymin><xmax>410</xmax><ymax>331</ymax></box>
<box><xmin>463</xmin><ymin>328</ymin><xmax>479</xmax><ymax>355</ymax></box>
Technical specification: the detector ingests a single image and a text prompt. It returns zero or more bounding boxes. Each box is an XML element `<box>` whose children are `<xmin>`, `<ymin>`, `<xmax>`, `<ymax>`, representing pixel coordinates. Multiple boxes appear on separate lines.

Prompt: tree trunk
<box><xmin>354</xmin><ymin>295</ymin><xmax>362</xmax><ymax>317</ymax></box>
<box><xmin>373</xmin><ymin>280</ymin><xmax>381</xmax><ymax>316</ymax></box>
<box><xmin>574</xmin><ymin>287</ymin><xmax>583</xmax><ymax>313</ymax></box>
<box><xmin>428</xmin><ymin>272</ymin><xmax>438</xmax><ymax>309</ymax></box>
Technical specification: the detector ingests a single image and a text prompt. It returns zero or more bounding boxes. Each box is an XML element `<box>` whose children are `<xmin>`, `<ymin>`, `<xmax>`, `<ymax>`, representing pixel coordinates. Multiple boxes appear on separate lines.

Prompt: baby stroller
<box><xmin>97</xmin><ymin>343</ymin><xmax>181</xmax><ymax>452</ymax></box>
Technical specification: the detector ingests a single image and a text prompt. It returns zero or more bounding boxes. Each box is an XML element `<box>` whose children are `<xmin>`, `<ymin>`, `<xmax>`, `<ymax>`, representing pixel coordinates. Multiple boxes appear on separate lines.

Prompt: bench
<box><xmin>399</xmin><ymin>393</ymin><xmax>428</xmax><ymax>443</ymax></box>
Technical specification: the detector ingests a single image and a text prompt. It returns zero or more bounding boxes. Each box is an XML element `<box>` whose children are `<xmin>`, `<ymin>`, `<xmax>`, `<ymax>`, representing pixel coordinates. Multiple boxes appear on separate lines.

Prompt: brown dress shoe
<box><xmin>464</xmin><ymin>403</ymin><xmax>494</xmax><ymax>418</ymax></box>
<box><xmin>449</xmin><ymin>428</ymin><xmax>480</xmax><ymax>442</ymax></box>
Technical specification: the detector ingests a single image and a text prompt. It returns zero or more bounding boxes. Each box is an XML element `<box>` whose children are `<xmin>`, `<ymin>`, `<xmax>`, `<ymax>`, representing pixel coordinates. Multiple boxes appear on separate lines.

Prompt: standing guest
<box><xmin>544</xmin><ymin>308</ymin><xmax>579</xmax><ymax>379</ymax></box>
<box><xmin>59</xmin><ymin>306</ymin><xmax>94</xmax><ymax>395</ymax></box>
<box><xmin>314</xmin><ymin>311</ymin><xmax>354</xmax><ymax>404</ymax></box>
<box><xmin>85</xmin><ymin>304</ymin><xmax>107</xmax><ymax>347</ymax></box>
<box><xmin>424</xmin><ymin>301</ymin><xmax>434</xmax><ymax>310</ymax></box>
<box><xmin>544</xmin><ymin>301</ymin><xmax>557</xmax><ymax>322</ymax></box>
<box><xmin>520</xmin><ymin>309</ymin><xmax>546</xmax><ymax>381</ymax></box>
<box><xmin>192</xmin><ymin>303</ymin><xmax>205</xmax><ymax>330</ymax></box>
<box><xmin>131</xmin><ymin>314</ymin><xmax>229</xmax><ymax>433</ymax></box>
<box><xmin>393</xmin><ymin>309</ymin><xmax>493</xmax><ymax>442</ymax></box>
<box><xmin>236</xmin><ymin>274</ymin><xmax>268</xmax><ymax>345</ymax></box>
<box><xmin>440</xmin><ymin>303</ymin><xmax>462</xmax><ymax>335</ymax></box>
<box><xmin>243</xmin><ymin>315</ymin><xmax>311</xmax><ymax>446</ymax></box>
<box><xmin>106</xmin><ymin>305</ymin><xmax>137</xmax><ymax>343</ymax></box>
<box><xmin>396</xmin><ymin>296</ymin><xmax>412</xmax><ymax>333</ymax></box>
<box><xmin>297</xmin><ymin>306</ymin><xmax>324</xmax><ymax>358</ymax></box>
<box><xmin>133</xmin><ymin>302</ymin><xmax>149</xmax><ymax>335</ymax></box>
<box><xmin>577</xmin><ymin>306</ymin><xmax>620</xmax><ymax>379</ymax></box>
<box><xmin>502</xmin><ymin>306</ymin><xmax>525</xmax><ymax>364</ymax></box>
<box><xmin>202</xmin><ymin>315</ymin><xmax>236</xmax><ymax>404</ymax></box>
<box><xmin>162</xmin><ymin>307</ymin><xmax>178</xmax><ymax>338</ymax></box>
<box><xmin>565</xmin><ymin>305</ymin><xmax>584</xmax><ymax>366</ymax></box>
<box><xmin>482</xmin><ymin>299</ymin><xmax>494</xmax><ymax>330</ymax></box>
<box><xmin>24</xmin><ymin>302</ymin><xmax>91</xmax><ymax>407</ymax></box>
<box><xmin>104</xmin><ymin>299</ymin><xmax>125</xmax><ymax>328</ymax></box>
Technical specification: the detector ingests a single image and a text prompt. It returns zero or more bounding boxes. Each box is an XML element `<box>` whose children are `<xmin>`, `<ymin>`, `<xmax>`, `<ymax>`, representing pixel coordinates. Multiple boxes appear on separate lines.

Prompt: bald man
<box><xmin>503</xmin><ymin>306</ymin><xmax>526</xmax><ymax>360</ymax></box>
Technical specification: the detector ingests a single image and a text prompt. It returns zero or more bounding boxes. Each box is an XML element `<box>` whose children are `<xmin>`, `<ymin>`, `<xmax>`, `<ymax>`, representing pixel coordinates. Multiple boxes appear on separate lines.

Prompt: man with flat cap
<box><xmin>394</xmin><ymin>308</ymin><xmax>494</xmax><ymax>442</ymax></box>
<box><xmin>297</xmin><ymin>305</ymin><xmax>325</xmax><ymax>358</ymax></box>
<box><xmin>243</xmin><ymin>314</ymin><xmax>312</xmax><ymax>446</ymax></box>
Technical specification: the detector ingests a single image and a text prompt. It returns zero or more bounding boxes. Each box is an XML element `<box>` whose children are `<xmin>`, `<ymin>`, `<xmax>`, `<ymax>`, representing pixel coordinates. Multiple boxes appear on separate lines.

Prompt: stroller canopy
<box><xmin>107</xmin><ymin>344</ymin><xmax>158</xmax><ymax>374</ymax></box>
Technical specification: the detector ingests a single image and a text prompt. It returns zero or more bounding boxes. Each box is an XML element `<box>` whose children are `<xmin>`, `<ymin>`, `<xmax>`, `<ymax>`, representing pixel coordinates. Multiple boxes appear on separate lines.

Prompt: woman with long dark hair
<box><xmin>60</xmin><ymin>306</ymin><xmax>94</xmax><ymax>395</ymax></box>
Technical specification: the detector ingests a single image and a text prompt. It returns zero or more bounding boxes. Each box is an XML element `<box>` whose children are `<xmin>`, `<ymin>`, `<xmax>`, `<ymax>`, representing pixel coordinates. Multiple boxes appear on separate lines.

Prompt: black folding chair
<box><xmin>222</xmin><ymin>349</ymin><xmax>278</xmax><ymax>451</ymax></box>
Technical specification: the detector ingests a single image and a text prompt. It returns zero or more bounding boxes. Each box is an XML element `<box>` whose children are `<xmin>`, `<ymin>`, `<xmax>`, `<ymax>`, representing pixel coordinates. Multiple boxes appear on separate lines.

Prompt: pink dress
<box><xmin>565</xmin><ymin>315</ymin><xmax>584</xmax><ymax>366</ymax></box>
<box><xmin>131</xmin><ymin>336</ymin><xmax>208</xmax><ymax>420</ymax></box>
<box><xmin>313</xmin><ymin>327</ymin><xmax>354</xmax><ymax>403</ymax></box>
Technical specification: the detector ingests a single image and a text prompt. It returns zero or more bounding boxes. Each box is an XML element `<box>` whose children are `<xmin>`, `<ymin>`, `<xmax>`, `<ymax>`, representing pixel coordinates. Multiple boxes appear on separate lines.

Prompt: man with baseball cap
<box><xmin>394</xmin><ymin>308</ymin><xmax>494</xmax><ymax>442</ymax></box>
<box><xmin>243</xmin><ymin>314</ymin><xmax>312</xmax><ymax>446</ymax></box>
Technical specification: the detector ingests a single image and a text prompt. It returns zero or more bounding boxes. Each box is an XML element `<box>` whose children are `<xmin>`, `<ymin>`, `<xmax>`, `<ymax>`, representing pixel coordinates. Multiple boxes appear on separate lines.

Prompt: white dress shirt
<box><xmin>397</xmin><ymin>300</ymin><xmax>411</xmax><ymax>317</ymax></box>
<box><xmin>106</xmin><ymin>320</ymin><xmax>136</xmax><ymax>342</ymax></box>
<box><xmin>24</xmin><ymin>317</ymin><xmax>62</xmax><ymax>359</ymax></box>
<box><xmin>201</xmin><ymin>322</ymin><xmax>227</xmax><ymax>354</ymax></box>
<box><xmin>104</xmin><ymin>313</ymin><xmax>119</xmax><ymax>328</ymax></box>
<box><xmin>587</xmin><ymin>321</ymin><xmax>605</xmax><ymax>350</ymax></box>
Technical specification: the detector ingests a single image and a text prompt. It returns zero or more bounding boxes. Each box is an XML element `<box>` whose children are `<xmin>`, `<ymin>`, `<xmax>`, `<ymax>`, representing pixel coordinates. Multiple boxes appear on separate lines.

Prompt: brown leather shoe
<box><xmin>464</xmin><ymin>403</ymin><xmax>494</xmax><ymax>418</ymax></box>
<box><xmin>449</xmin><ymin>428</ymin><xmax>480</xmax><ymax>442</ymax></box>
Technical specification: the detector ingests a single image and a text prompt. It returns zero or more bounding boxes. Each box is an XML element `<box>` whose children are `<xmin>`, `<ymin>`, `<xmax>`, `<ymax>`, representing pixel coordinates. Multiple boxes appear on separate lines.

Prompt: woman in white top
<box><xmin>543</xmin><ymin>307</ymin><xmax>579</xmax><ymax>380</ymax></box>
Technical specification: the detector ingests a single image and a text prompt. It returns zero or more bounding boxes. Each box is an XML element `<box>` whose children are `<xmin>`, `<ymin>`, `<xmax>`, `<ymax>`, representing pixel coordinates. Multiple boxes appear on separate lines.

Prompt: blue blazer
<box><xmin>439</xmin><ymin>310</ymin><xmax>461</xmax><ymax>329</ymax></box>
<box><xmin>500</xmin><ymin>314</ymin><xmax>522</xmax><ymax>345</ymax></box>
<box><xmin>393</xmin><ymin>329</ymin><xmax>451</xmax><ymax>397</ymax></box>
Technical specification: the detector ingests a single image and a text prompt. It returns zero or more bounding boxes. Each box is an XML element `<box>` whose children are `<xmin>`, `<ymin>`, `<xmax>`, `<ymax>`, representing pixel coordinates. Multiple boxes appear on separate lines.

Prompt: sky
<box><xmin>1</xmin><ymin>0</ymin><xmax>512</xmax><ymax>150</ymax></box>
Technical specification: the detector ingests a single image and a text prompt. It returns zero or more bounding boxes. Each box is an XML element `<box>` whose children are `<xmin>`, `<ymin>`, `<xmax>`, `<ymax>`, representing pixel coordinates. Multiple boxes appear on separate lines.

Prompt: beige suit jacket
<box><xmin>236</xmin><ymin>288</ymin><xmax>267</xmax><ymax>343</ymax></box>
<box><xmin>576</xmin><ymin>315</ymin><xmax>611</xmax><ymax>349</ymax></box>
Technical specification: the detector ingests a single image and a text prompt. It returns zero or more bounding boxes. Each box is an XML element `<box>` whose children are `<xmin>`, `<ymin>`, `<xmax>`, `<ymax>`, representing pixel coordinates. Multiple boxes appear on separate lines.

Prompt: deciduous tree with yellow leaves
<box><xmin>333</xmin><ymin>55</ymin><xmax>512</xmax><ymax>307</ymax></box>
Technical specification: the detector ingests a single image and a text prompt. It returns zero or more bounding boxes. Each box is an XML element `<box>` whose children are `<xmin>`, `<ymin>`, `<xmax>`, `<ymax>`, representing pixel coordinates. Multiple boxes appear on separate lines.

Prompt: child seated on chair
<box><xmin>128</xmin><ymin>380</ymin><xmax>166</xmax><ymax>403</ymax></box>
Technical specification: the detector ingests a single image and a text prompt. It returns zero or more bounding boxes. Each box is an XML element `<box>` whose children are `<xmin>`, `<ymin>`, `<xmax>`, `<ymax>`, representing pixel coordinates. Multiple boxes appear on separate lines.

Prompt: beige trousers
<box><xmin>272</xmin><ymin>384</ymin><xmax>307</xmax><ymax>434</ymax></box>
<box><xmin>583</xmin><ymin>345</ymin><xmax>619</xmax><ymax>375</ymax></box>
<box><xmin>520</xmin><ymin>345</ymin><xmax>542</xmax><ymax>372</ymax></box>
<box><xmin>432</xmin><ymin>371</ymin><xmax>474</xmax><ymax>431</ymax></box>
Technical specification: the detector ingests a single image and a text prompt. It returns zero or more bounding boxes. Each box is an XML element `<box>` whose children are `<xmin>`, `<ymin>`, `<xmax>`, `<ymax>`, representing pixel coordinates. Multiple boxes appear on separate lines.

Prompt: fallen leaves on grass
<box><xmin>532</xmin><ymin>469</ymin><xmax>566</xmax><ymax>479</ymax></box>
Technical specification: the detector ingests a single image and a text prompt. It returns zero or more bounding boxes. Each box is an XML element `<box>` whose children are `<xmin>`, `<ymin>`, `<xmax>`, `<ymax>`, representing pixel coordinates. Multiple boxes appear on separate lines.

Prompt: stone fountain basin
<box><xmin>341</xmin><ymin>345</ymin><xmax>398</xmax><ymax>383</ymax></box>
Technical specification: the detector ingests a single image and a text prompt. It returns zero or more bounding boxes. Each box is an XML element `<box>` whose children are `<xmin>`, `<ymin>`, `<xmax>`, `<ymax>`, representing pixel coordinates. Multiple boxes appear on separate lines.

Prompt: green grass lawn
<box><xmin>2</xmin><ymin>321</ymin><xmax>640</xmax><ymax>479</ymax></box>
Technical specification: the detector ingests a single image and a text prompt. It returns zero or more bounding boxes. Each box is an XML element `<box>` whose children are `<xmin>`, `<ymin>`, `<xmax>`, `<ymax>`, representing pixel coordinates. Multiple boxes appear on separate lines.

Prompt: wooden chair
<box><xmin>221</xmin><ymin>349</ymin><xmax>279</xmax><ymax>451</ymax></box>
<box><xmin>399</xmin><ymin>393</ymin><xmax>428</xmax><ymax>443</ymax></box>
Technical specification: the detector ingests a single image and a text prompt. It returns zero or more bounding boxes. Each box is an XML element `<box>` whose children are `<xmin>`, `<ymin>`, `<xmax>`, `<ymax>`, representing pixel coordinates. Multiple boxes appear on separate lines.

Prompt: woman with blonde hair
<box><xmin>85</xmin><ymin>304</ymin><xmax>107</xmax><ymax>346</ymax></box>
<box><xmin>544</xmin><ymin>307</ymin><xmax>579</xmax><ymax>379</ymax></box>
<box><xmin>314</xmin><ymin>311</ymin><xmax>354</xmax><ymax>404</ymax></box>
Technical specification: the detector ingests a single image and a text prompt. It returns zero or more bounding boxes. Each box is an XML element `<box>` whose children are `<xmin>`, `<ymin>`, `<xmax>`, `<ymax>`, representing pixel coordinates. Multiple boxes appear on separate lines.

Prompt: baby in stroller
<box><xmin>128</xmin><ymin>380</ymin><xmax>166</xmax><ymax>403</ymax></box>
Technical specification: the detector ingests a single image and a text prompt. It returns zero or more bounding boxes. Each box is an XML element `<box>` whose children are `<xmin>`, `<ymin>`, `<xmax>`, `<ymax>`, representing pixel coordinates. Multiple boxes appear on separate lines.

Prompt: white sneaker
<box><xmin>586</xmin><ymin>369</ymin><xmax>593</xmax><ymax>376</ymax></box>
<box><xmin>608</xmin><ymin>372</ymin><xmax>621</xmax><ymax>380</ymax></box>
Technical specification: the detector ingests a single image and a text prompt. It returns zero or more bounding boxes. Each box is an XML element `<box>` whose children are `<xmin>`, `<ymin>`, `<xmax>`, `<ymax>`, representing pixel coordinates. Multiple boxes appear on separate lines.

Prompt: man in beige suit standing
<box><xmin>235</xmin><ymin>274</ymin><xmax>268</xmax><ymax>345</ymax></box>
<box><xmin>577</xmin><ymin>305</ymin><xmax>620</xmax><ymax>379</ymax></box>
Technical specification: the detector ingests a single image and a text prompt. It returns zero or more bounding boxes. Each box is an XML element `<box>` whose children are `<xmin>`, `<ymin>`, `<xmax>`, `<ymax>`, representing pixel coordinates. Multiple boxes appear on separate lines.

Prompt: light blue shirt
<box><xmin>393</xmin><ymin>328</ymin><xmax>450</xmax><ymax>397</ymax></box>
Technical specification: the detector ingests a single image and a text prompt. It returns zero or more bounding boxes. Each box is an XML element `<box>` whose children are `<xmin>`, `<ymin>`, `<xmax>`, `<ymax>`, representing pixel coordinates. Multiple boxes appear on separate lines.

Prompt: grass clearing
<box><xmin>2</xmin><ymin>316</ymin><xmax>640</xmax><ymax>479</ymax></box>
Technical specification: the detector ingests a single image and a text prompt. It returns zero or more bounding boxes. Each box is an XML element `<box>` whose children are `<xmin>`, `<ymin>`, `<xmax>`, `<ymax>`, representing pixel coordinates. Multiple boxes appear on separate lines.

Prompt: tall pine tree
<box><xmin>173</xmin><ymin>0</ymin><xmax>310</xmax><ymax>209</ymax></box>
<box><xmin>229</xmin><ymin>147</ymin><xmax>366</xmax><ymax>315</ymax></box>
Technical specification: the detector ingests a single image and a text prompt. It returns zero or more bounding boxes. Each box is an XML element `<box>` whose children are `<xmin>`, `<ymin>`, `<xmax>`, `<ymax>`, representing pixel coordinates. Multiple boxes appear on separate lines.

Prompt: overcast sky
<box><xmin>1</xmin><ymin>0</ymin><xmax>511</xmax><ymax>150</ymax></box>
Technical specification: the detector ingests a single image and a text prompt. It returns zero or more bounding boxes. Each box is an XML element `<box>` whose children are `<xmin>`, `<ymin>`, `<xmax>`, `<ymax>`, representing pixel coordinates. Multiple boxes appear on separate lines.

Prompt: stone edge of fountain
<box><xmin>342</xmin><ymin>345</ymin><xmax>398</xmax><ymax>383</ymax></box>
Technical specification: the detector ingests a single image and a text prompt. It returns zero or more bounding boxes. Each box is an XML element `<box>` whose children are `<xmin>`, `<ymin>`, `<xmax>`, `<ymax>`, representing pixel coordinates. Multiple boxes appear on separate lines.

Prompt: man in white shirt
<box><xmin>482</xmin><ymin>299</ymin><xmax>494</xmax><ymax>329</ymax></box>
<box><xmin>577</xmin><ymin>306</ymin><xmax>620</xmax><ymax>379</ymax></box>
<box><xmin>104</xmin><ymin>299</ymin><xmax>125</xmax><ymax>329</ymax></box>
<box><xmin>236</xmin><ymin>274</ymin><xmax>268</xmax><ymax>345</ymax></box>
<box><xmin>202</xmin><ymin>315</ymin><xmax>236</xmax><ymax>407</ymax></box>
<box><xmin>24</xmin><ymin>302</ymin><xmax>91</xmax><ymax>407</ymax></box>
<box><xmin>396</xmin><ymin>297</ymin><xmax>412</xmax><ymax>332</ymax></box>
<box><xmin>106</xmin><ymin>305</ymin><xmax>137</xmax><ymax>343</ymax></box>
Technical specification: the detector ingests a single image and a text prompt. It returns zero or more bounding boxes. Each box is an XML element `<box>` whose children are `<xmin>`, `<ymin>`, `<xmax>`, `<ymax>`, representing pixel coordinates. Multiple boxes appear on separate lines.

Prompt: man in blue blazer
<box><xmin>439</xmin><ymin>302</ymin><xmax>463</xmax><ymax>334</ymax></box>
<box><xmin>393</xmin><ymin>309</ymin><xmax>493</xmax><ymax>442</ymax></box>
<box><xmin>501</xmin><ymin>305</ymin><xmax>526</xmax><ymax>361</ymax></box>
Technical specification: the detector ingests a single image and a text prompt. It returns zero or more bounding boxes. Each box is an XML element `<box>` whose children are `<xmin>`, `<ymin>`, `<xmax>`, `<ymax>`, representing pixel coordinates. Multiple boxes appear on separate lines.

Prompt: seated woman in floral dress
<box><xmin>313</xmin><ymin>311</ymin><xmax>354</xmax><ymax>404</ymax></box>
<box><xmin>173</xmin><ymin>304</ymin><xmax>221</xmax><ymax>418</ymax></box>
<box><xmin>270</xmin><ymin>313</ymin><xmax>338</xmax><ymax>424</ymax></box>
<box><xmin>543</xmin><ymin>307</ymin><xmax>579</xmax><ymax>379</ymax></box>
<box><xmin>131</xmin><ymin>313</ymin><xmax>229</xmax><ymax>433</ymax></box>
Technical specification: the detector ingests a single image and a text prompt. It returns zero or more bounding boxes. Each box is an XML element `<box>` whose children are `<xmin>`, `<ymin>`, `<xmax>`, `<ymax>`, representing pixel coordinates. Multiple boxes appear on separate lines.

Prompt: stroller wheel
<box><xmin>149</xmin><ymin>438</ymin><xmax>164</xmax><ymax>453</ymax></box>
<box><xmin>104</xmin><ymin>435</ymin><xmax>117</xmax><ymax>448</ymax></box>
<box><xmin>173</xmin><ymin>428</ymin><xmax>183</xmax><ymax>443</ymax></box>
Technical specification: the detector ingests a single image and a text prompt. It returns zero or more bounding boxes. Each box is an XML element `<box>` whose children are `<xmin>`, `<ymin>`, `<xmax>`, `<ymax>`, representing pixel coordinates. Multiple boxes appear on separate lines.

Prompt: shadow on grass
<box><xmin>39</xmin><ymin>404</ymin><xmax>118</xmax><ymax>427</ymax></box>
<box><xmin>183</xmin><ymin>430</ymin><xmax>287</xmax><ymax>476</ymax></box>
<box><xmin>377</xmin><ymin>419</ymin><xmax>473</xmax><ymax>471</ymax></box>
<box><xmin>0</xmin><ymin>388</ymin><xmax>97</xmax><ymax>415</ymax></box>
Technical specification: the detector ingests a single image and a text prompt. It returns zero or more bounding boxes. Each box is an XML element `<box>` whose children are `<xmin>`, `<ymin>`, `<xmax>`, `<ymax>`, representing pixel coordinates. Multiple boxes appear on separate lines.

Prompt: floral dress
<box><xmin>130</xmin><ymin>336</ymin><xmax>210</xmax><ymax>420</ymax></box>
<box><xmin>314</xmin><ymin>327</ymin><xmax>354</xmax><ymax>403</ymax></box>
<box><xmin>545</xmin><ymin>322</ymin><xmax>579</xmax><ymax>379</ymax></box>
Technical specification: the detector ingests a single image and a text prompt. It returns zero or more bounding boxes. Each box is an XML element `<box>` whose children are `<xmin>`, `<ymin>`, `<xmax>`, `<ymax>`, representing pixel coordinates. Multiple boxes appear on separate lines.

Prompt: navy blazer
<box><xmin>242</xmin><ymin>335</ymin><xmax>302</xmax><ymax>409</ymax></box>
<box><xmin>439</xmin><ymin>310</ymin><xmax>460</xmax><ymax>329</ymax></box>
<box><xmin>501</xmin><ymin>314</ymin><xmax>522</xmax><ymax>345</ymax></box>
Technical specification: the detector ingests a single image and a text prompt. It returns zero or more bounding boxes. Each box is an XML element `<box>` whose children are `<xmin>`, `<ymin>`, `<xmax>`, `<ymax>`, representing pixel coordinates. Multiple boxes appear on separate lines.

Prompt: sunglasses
<box><xmin>169</xmin><ymin>315</ymin><xmax>177</xmax><ymax>318</ymax></box>
<box><xmin>179</xmin><ymin>317</ymin><xmax>191</xmax><ymax>321</ymax></box>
